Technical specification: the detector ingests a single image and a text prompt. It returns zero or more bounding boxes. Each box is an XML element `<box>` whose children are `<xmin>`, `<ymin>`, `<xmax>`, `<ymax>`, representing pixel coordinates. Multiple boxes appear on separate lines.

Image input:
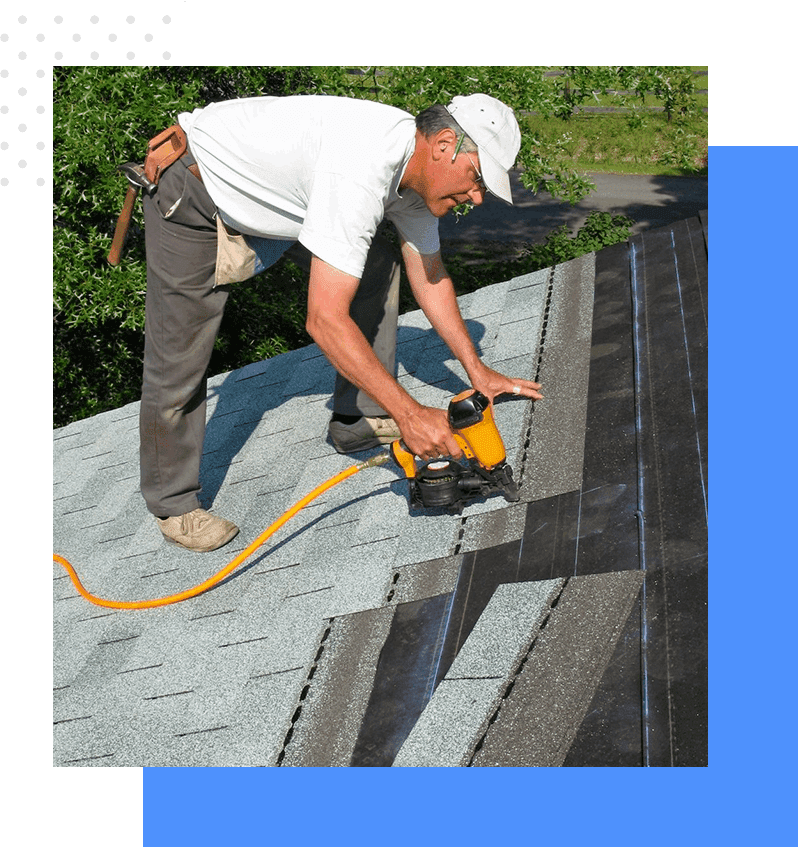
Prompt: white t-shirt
<box><xmin>178</xmin><ymin>95</ymin><xmax>440</xmax><ymax>278</ymax></box>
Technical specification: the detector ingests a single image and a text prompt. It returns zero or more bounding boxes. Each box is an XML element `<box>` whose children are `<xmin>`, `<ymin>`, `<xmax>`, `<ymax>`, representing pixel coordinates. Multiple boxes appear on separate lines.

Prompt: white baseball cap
<box><xmin>445</xmin><ymin>94</ymin><xmax>521</xmax><ymax>205</ymax></box>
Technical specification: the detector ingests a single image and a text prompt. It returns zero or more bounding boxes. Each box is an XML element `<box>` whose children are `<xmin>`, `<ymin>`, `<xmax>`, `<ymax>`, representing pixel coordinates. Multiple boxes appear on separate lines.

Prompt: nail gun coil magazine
<box><xmin>409</xmin><ymin>456</ymin><xmax>519</xmax><ymax>514</ymax></box>
<box><xmin>412</xmin><ymin>459</ymin><xmax>465</xmax><ymax>509</ymax></box>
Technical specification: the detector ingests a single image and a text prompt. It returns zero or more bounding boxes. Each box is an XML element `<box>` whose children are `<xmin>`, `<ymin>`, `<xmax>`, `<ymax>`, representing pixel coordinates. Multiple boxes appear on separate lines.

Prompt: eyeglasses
<box><xmin>451</xmin><ymin>135</ymin><xmax>486</xmax><ymax>193</ymax></box>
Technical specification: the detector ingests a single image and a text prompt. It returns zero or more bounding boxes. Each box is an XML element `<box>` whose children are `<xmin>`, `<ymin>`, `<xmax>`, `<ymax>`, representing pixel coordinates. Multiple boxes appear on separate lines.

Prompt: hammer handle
<box><xmin>107</xmin><ymin>184</ymin><xmax>140</xmax><ymax>266</ymax></box>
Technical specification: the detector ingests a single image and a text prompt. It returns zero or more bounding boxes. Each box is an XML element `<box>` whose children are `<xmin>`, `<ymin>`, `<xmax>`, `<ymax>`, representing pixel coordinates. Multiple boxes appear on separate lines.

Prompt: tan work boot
<box><xmin>328</xmin><ymin>415</ymin><xmax>401</xmax><ymax>454</ymax></box>
<box><xmin>156</xmin><ymin>508</ymin><xmax>239</xmax><ymax>552</ymax></box>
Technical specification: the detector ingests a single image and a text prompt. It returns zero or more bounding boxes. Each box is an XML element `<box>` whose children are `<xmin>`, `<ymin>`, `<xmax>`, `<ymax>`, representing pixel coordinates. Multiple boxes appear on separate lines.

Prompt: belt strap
<box><xmin>186</xmin><ymin>160</ymin><xmax>203</xmax><ymax>183</ymax></box>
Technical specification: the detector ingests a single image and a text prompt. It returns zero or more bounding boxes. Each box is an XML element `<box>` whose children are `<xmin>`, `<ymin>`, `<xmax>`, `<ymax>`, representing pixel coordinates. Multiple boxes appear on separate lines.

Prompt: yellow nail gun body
<box><xmin>391</xmin><ymin>389</ymin><xmax>520</xmax><ymax>513</ymax></box>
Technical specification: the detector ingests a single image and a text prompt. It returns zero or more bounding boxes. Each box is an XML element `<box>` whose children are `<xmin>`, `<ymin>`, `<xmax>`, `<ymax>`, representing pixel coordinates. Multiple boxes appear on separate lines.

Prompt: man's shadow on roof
<box><xmin>198</xmin><ymin>319</ymin><xmax>488</xmax><ymax>507</ymax></box>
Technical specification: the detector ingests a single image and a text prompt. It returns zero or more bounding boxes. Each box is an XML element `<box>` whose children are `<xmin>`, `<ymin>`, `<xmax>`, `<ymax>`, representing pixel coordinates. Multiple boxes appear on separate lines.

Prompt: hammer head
<box><xmin>119</xmin><ymin>162</ymin><xmax>156</xmax><ymax>195</ymax></box>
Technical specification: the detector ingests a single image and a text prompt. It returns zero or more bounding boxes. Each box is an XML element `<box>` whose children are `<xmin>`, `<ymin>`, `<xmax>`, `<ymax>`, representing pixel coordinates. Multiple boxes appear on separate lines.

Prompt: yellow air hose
<box><xmin>53</xmin><ymin>453</ymin><xmax>391</xmax><ymax>610</ymax></box>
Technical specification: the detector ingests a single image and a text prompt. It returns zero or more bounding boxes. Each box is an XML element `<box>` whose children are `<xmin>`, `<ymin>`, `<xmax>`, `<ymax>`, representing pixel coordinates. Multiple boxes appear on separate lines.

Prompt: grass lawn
<box><xmin>531</xmin><ymin>66</ymin><xmax>708</xmax><ymax>177</ymax></box>
<box><xmin>527</xmin><ymin>111</ymin><xmax>708</xmax><ymax>176</ymax></box>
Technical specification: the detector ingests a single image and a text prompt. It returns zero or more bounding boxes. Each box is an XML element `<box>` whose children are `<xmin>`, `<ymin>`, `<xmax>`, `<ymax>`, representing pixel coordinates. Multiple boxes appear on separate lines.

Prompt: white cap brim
<box><xmin>479</xmin><ymin>147</ymin><xmax>513</xmax><ymax>205</ymax></box>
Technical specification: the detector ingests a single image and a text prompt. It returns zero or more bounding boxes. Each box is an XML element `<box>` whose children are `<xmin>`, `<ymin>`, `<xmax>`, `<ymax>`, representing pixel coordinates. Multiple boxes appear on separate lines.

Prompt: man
<box><xmin>140</xmin><ymin>92</ymin><xmax>543</xmax><ymax>552</ymax></box>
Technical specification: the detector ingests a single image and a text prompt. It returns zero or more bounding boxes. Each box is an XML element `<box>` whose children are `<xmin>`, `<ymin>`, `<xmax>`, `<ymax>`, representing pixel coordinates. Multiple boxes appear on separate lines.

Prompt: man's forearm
<box><xmin>402</xmin><ymin>244</ymin><xmax>544</xmax><ymax>405</ymax></box>
<box><xmin>306</xmin><ymin>252</ymin><xmax>476</xmax><ymax>459</ymax></box>
<box><xmin>308</xmin><ymin>309</ymin><xmax>463</xmax><ymax>456</ymax></box>
<box><xmin>307</xmin><ymin>306</ymin><xmax>419</xmax><ymax>420</ymax></box>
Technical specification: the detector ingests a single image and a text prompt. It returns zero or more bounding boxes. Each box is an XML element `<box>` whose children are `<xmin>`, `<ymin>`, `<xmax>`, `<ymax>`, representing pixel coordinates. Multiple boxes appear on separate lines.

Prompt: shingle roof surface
<box><xmin>54</xmin><ymin>214</ymin><xmax>707</xmax><ymax>767</ymax></box>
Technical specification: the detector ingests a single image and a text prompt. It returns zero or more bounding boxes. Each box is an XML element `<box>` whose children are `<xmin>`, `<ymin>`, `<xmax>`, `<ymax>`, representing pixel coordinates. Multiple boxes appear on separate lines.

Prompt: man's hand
<box><xmin>393</xmin><ymin>404</ymin><xmax>463</xmax><ymax>462</ymax></box>
<box><xmin>468</xmin><ymin>362</ymin><xmax>544</xmax><ymax>404</ymax></box>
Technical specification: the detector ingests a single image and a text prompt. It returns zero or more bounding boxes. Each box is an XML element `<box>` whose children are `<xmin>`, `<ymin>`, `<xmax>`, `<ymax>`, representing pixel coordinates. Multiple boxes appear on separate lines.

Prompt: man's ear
<box><xmin>431</xmin><ymin>128</ymin><xmax>458</xmax><ymax>160</ymax></box>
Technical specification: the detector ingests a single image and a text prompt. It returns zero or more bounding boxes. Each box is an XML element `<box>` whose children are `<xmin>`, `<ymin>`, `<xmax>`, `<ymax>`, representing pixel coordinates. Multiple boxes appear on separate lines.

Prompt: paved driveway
<box><xmin>440</xmin><ymin>170</ymin><xmax>708</xmax><ymax>245</ymax></box>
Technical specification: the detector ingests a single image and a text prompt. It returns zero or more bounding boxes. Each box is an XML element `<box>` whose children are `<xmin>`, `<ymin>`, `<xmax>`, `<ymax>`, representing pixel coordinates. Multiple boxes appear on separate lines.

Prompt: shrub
<box><xmin>54</xmin><ymin>67</ymin><xmax>678</xmax><ymax>427</ymax></box>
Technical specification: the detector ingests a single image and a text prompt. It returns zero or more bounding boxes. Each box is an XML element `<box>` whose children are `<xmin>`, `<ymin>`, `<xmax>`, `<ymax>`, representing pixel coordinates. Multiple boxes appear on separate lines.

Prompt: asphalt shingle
<box><xmin>392</xmin><ymin>579</ymin><xmax>564</xmax><ymax>767</ymax></box>
<box><xmin>53</xmin><ymin>263</ymin><xmax>584</xmax><ymax>765</ymax></box>
<box><xmin>53</xmin><ymin>224</ymin><xmax>708</xmax><ymax>766</ymax></box>
<box><xmin>471</xmin><ymin>570</ymin><xmax>645</xmax><ymax>767</ymax></box>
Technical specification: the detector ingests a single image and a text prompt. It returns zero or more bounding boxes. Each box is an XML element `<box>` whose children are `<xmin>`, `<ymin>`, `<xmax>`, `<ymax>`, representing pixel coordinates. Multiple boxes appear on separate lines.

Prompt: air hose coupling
<box><xmin>357</xmin><ymin>451</ymin><xmax>393</xmax><ymax>471</ymax></box>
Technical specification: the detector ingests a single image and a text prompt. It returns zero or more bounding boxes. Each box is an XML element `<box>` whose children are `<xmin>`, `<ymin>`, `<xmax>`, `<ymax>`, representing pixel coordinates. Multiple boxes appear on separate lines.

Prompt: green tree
<box><xmin>54</xmin><ymin>66</ymin><xmax>664</xmax><ymax>427</ymax></box>
<box><xmin>53</xmin><ymin>67</ymin><xmax>314</xmax><ymax>427</ymax></box>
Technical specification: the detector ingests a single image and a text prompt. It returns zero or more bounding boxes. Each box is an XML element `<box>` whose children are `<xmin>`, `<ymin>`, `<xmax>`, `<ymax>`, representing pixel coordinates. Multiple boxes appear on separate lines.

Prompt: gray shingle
<box><xmin>392</xmin><ymin>579</ymin><xmax>564</xmax><ymax>766</ymax></box>
<box><xmin>53</xmin><ymin>257</ymin><xmax>596</xmax><ymax>767</ymax></box>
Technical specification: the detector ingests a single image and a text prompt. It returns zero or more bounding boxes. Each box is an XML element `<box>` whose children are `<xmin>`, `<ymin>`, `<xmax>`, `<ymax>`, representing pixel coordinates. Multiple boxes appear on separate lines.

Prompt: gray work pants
<box><xmin>139</xmin><ymin>151</ymin><xmax>401</xmax><ymax>517</ymax></box>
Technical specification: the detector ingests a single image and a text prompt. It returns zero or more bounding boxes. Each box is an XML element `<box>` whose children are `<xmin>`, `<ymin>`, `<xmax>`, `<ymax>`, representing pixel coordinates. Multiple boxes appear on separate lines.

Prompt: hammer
<box><xmin>107</xmin><ymin>162</ymin><xmax>156</xmax><ymax>266</ymax></box>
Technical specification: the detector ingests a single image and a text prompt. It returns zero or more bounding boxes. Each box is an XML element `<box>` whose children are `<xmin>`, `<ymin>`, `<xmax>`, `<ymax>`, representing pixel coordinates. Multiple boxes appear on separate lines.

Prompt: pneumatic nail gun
<box><xmin>390</xmin><ymin>389</ymin><xmax>520</xmax><ymax>514</ymax></box>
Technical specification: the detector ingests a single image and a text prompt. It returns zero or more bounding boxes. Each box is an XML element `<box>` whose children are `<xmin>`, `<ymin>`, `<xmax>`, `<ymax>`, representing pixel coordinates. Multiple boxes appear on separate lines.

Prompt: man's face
<box><xmin>417</xmin><ymin>131</ymin><xmax>488</xmax><ymax>218</ymax></box>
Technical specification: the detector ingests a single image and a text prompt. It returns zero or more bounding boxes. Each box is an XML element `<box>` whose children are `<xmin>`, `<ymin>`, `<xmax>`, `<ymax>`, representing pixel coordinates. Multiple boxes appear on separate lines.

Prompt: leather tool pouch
<box><xmin>144</xmin><ymin>125</ymin><xmax>188</xmax><ymax>186</ymax></box>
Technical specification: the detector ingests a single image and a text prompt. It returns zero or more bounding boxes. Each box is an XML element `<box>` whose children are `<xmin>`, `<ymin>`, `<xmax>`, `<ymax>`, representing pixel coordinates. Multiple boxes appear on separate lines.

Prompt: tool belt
<box><xmin>145</xmin><ymin>125</ymin><xmax>262</xmax><ymax>286</ymax></box>
<box><xmin>109</xmin><ymin>123</ymin><xmax>263</xmax><ymax>286</ymax></box>
<box><xmin>108</xmin><ymin>124</ymin><xmax>198</xmax><ymax>266</ymax></box>
<box><xmin>144</xmin><ymin>124</ymin><xmax>202</xmax><ymax>185</ymax></box>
